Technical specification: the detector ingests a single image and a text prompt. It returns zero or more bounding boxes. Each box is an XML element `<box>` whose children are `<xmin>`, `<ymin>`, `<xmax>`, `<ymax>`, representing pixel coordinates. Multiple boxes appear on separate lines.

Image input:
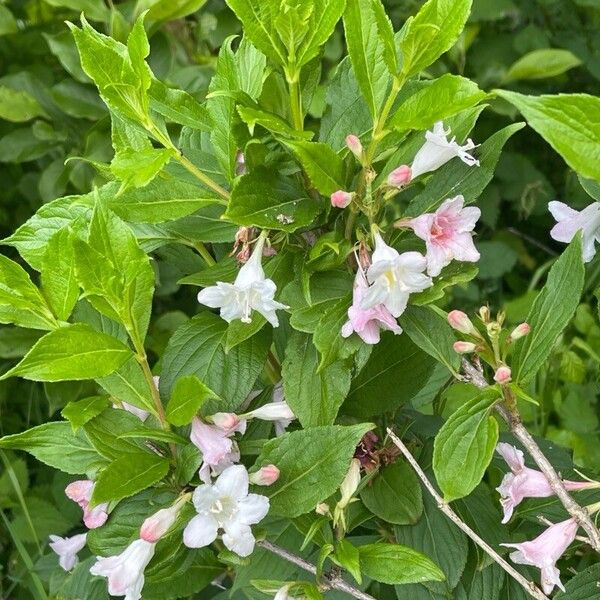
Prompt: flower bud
<box><xmin>315</xmin><ymin>502</ymin><xmax>330</xmax><ymax>515</ymax></box>
<box><xmin>387</xmin><ymin>165</ymin><xmax>412</xmax><ymax>188</ymax></box>
<box><xmin>494</xmin><ymin>366</ymin><xmax>512</xmax><ymax>384</ymax></box>
<box><xmin>345</xmin><ymin>134</ymin><xmax>363</xmax><ymax>160</ymax></box>
<box><xmin>479</xmin><ymin>305</ymin><xmax>491</xmax><ymax>323</ymax></box>
<box><xmin>247</xmin><ymin>402</ymin><xmax>295</xmax><ymax>421</ymax></box>
<box><xmin>509</xmin><ymin>323</ymin><xmax>530</xmax><ymax>342</ymax></box>
<box><xmin>330</xmin><ymin>190</ymin><xmax>353</xmax><ymax>209</ymax></box>
<box><xmin>447</xmin><ymin>310</ymin><xmax>477</xmax><ymax>335</ymax></box>
<box><xmin>140</xmin><ymin>501</ymin><xmax>183</xmax><ymax>543</ymax></box>
<box><xmin>338</xmin><ymin>459</ymin><xmax>361</xmax><ymax>509</ymax></box>
<box><xmin>453</xmin><ymin>341</ymin><xmax>477</xmax><ymax>354</ymax></box>
<box><xmin>249</xmin><ymin>464</ymin><xmax>280</xmax><ymax>486</ymax></box>
<box><xmin>210</xmin><ymin>412</ymin><xmax>241</xmax><ymax>432</ymax></box>
<box><xmin>486</xmin><ymin>321</ymin><xmax>502</xmax><ymax>339</ymax></box>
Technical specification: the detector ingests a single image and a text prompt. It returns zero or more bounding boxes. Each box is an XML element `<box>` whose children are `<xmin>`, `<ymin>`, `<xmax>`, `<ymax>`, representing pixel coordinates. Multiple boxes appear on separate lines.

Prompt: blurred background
<box><xmin>0</xmin><ymin>0</ymin><xmax>599</xmax><ymax>596</ymax></box>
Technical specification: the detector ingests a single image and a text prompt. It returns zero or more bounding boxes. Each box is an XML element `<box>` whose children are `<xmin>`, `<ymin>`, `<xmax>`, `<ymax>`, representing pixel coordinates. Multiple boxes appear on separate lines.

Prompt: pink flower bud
<box><xmin>140</xmin><ymin>502</ymin><xmax>182</xmax><ymax>543</ymax></box>
<box><xmin>345</xmin><ymin>134</ymin><xmax>363</xmax><ymax>160</ymax></box>
<box><xmin>387</xmin><ymin>165</ymin><xmax>412</xmax><ymax>187</ymax></box>
<box><xmin>315</xmin><ymin>502</ymin><xmax>330</xmax><ymax>515</ymax></box>
<box><xmin>447</xmin><ymin>310</ymin><xmax>477</xmax><ymax>335</ymax></box>
<box><xmin>210</xmin><ymin>412</ymin><xmax>241</xmax><ymax>432</ymax></box>
<box><xmin>331</xmin><ymin>190</ymin><xmax>353</xmax><ymax>209</ymax></box>
<box><xmin>509</xmin><ymin>323</ymin><xmax>530</xmax><ymax>341</ymax></box>
<box><xmin>494</xmin><ymin>366</ymin><xmax>512</xmax><ymax>384</ymax></box>
<box><xmin>453</xmin><ymin>341</ymin><xmax>477</xmax><ymax>354</ymax></box>
<box><xmin>249</xmin><ymin>464</ymin><xmax>280</xmax><ymax>486</ymax></box>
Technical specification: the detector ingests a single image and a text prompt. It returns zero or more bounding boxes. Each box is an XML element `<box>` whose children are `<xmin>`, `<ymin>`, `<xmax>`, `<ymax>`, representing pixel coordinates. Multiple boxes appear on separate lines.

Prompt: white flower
<box><xmin>259</xmin><ymin>383</ymin><xmax>295</xmax><ymax>436</ymax></box>
<box><xmin>49</xmin><ymin>533</ymin><xmax>87</xmax><ymax>571</ymax></box>
<box><xmin>411</xmin><ymin>121</ymin><xmax>479</xmax><ymax>179</ymax></box>
<box><xmin>183</xmin><ymin>464</ymin><xmax>269</xmax><ymax>557</ymax></box>
<box><xmin>197</xmin><ymin>235</ymin><xmax>288</xmax><ymax>326</ymax></box>
<box><xmin>362</xmin><ymin>233</ymin><xmax>432</xmax><ymax>318</ymax></box>
<box><xmin>90</xmin><ymin>539</ymin><xmax>155</xmax><ymax>600</ymax></box>
<box><xmin>548</xmin><ymin>200</ymin><xmax>600</xmax><ymax>262</ymax></box>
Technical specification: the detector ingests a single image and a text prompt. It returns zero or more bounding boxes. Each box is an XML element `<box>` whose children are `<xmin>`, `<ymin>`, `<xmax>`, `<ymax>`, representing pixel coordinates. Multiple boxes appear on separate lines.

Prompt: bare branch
<box><xmin>257</xmin><ymin>540</ymin><xmax>376</xmax><ymax>600</ymax></box>
<box><xmin>460</xmin><ymin>358</ymin><xmax>600</xmax><ymax>552</ymax></box>
<box><xmin>386</xmin><ymin>429</ymin><xmax>550</xmax><ymax>600</ymax></box>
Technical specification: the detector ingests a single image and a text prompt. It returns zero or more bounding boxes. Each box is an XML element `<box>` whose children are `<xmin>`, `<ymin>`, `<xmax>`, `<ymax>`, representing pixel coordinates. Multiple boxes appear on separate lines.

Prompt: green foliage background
<box><xmin>0</xmin><ymin>0</ymin><xmax>599</xmax><ymax>597</ymax></box>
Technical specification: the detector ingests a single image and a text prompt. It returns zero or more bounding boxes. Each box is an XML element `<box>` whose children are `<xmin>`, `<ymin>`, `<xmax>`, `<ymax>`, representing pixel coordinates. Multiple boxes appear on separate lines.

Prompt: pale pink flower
<box><xmin>509</xmin><ymin>323</ymin><xmax>530</xmax><ymax>342</ymax></box>
<box><xmin>249</xmin><ymin>464</ymin><xmax>280</xmax><ymax>486</ymax></box>
<box><xmin>362</xmin><ymin>233</ymin><xmax>432</xmax><ymax>318</ymax></box>
<box><xmin>453</xmin><ymin>341</ymin><xmax>476</xmax><ymax>354</ymax></box>
<box><xmin>331</xmin><ymin>190</ymin><xmax>353</xmax><ymax>208</ymax></box>
<box><xmin>341</xmin><ymin>269</ymin><xmax>402</xmax><ymax>344</ymax></box>
<box><xmin>411</xmin><ymin>121</ymin><xmax>479</xmax><ymax>179</ymax></box>
<box><xmin>502</xmin><ymin>518</ymin><xmax>578</xmax><ymax>594</ymax></box>
<box><xmin>447</xmin><ymin>310</ymin><xmax>477</xmax><ymax>335</ymax></box>
<box><xmin>118</xmin><ymin>402</ymin><xmax>150</xmax><ymax>421</ymax></box>
<box><xmin>494</xmin><ymin>366</ymin><xmax>512</xmax><ymax>384</ymax></box>
<box><xmin>346</xmin><ymin>134</ymin><xmax>363</xmax><ymax>161</ymax></box>
<box><xmin>269</xmin><ymin>383</ymin><xmax>294</xmax><ymax>436</ymax></box>
<box><xmin>387</xmin><ymin>165</ymin><xmax>412</xmax><ymax>187</ymax></box>
<box><xmin>246</xmin><ymin>402</ymin><xmax>295</xmax><ymax>422</ymax></box>
<box><xmin>90</xmin><ymin>539</ymin><xmax>155</xmax><ymax>600</ymax></box>
<box><xmin>49</xmin><ymin>533</ymin><xmax>87</xmax><ymax>571</ymax></box>
<box><xmin>210</xmin><ymin>412</ymin><xmax>246</xmax><ymax>435</ymax></box>
<box><xmin>183</xmin><ymin>465</ymin><xmax>269</xmax><ymax>557</ymax></box>
<box><xmin>139</xmin><ymin>499</ymin><xmax>185</xmax><ymax>543</ymax></box>
<box><xmin>409</xmin><ymin>195</ymin><xmax>480</xmax><ymax>277</ymax></box>
<box><xmin>548</xmin><ymin>200</ymin><xmax>600</xmax><ymax>262</ymax></box>
<box><xmin>65</xmin><ymin>480</ymin><xmax>108</xmax><ymax>529</ymax></box>
<box><xmin>496</xmin><ymin>443</ymin><xmax>591</xmax><ymax>524</ymax></box>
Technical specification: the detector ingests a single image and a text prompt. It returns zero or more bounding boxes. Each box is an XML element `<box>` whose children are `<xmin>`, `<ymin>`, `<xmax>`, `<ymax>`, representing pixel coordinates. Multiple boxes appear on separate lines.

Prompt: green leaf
<box><xmin>406</xmin><ymin>122</ymin><xmax>525</xmax><ymax>217</ymax></box>
<box><xmin>111</xmin><ymin>148</ymin><xmax>175</xmax><ymax>192</ymax></box>
<box><xmin>281</xmin><ymin>332</ymin><xmax>351</xmax><ymax>427</ymax></box>
<box><xmin>358</xmin><ymin>543</ymin><xmax>445</xmax><ymax>585</ymax></box>
<box><xmin>334</xmin><ymin>539</ymin><xmax>362</xmax><ymax>585</ymax></box>
<box><xmin>371</xmin><ymin>0</ymin><xmax>398</xmax><ymax>74</ymax></box>
<box><xmin>283</xmin><ymin>140</ymin><xmax>346</xmax><ymax>196</ymax></box>
<box><xmin>399</xmin><ymin>306</ymin><xmax>460</xmax><ymax>375</ymax></box>
<box><xmin>360</xmin><ymin>461</ymin><xmax>423</xmax><ymax>524</ymax></box>
<box><xmin>224</xmin><ymin>167</ymin><xmax>323</xmax><ymax>232</ymax></box>
<box><xmin>160</xmin><ymin>312</ymin><xmax>271</xmax><ymax>411</ymax></box>
<box><xmin>238</xmin><ymin>104</ymin><xmax>312</xmax><ymax>139</ymax></box>
<box><xmin>496</xmin><ymin>91</ymin><xmax>600</xmax><ymax>182</ymax></box>
<box><xmin>579</xmin><ymin>175</ymin><xmax>600</xmax><ymax>201</ymax></box>
<box><xmin>41</xmin><ymin>227</ymin><xmax>79</xmax><ymax>322</ymax></box>
<box><xmin>0</xmin><ymin>254</ymin><xmax>58</xmax><ymax>330</ymax></box>
<box><xmin>149</xmin><ymin>80</ymin><xmax>211</xmax><ymax>129</ymax></box>
<box><xmin>554</xmin><ymin>563</ymin><xmax>600</xmax><ymax>599</ymax></box>
<box><xmin>512</xmin><ymin>235</ymin><xmax>585</xmax><ymax>384</ymax></box>
<box><xmin>0</xmin><ymin>86</ymin><xmax>48</xmax><ymax>122</ymax></box>
<box><xmin>166</xmin><ymin>375</ymin><xmax>220</xmax><ymax>426</ymax></box>
<box><xmin>61</xmin><ymin>396</ymin><xmax>111</xmax><ymax>431</ymax></box>
<box><xmin>433</xmin><ymin>389</ymin><xmax>499</xmax><ymax>501</ymax></box>
<box><xmin>140</xmin><ymin>0</ymin><xmax>209</xmax><ymax>27</ymax></box>
<box><xmin>254</xmin><ymin>423</ymin><xmax>373</xmax><ymax>516</ymax></box>
<box><xmin>92</xmin><ymin>452</ymin><xmax>170</xmax><ymax>504</ymax></box>
<box><xmin>504</xmin><ymin>49</ymin><xmax>582</xmax><ymax>82</ymax></box>
<box><xmin>390</xmin><ymin>75</ymin><xmax>485</xmax><ymax>132</ymax></box>
<box><xmin>399</xmin><ymin>0</ymin><xmax>472</xmax><ymax>78</ymax></box>
<box><xmin>2</xmin><ymin>324</ymin><xmax>133</xmax><ymax>382</ymax></box>
<box><xmin>343</xmin><ymin>0</ymin><xmax>391</xmax><ymax>118</ymax></box>
<box><xmin>344</xmin><ymin>335</ymin><xmax>437</xmax><ymax>417</ymax></box>
<box><xmin>0</xmin><ymin>422</ymin><xmax>103</xmax><ymax>475</ymax></box>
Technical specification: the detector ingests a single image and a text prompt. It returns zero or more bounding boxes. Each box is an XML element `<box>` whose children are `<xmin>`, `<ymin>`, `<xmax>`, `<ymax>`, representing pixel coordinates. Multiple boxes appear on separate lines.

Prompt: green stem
<box><xmin>193</xmin><ymin>242</ymin><xmax>216</xmax><ymax>266</ymax></box>
<box><xmin>366</xmin><ymin>76</ymin><xmax>403</xmax><ymax>164</ymax></box>
<box><xmin>286</xmin><ymin>68</ymin><xmax>304</xmax><ymax>132</ymax></box>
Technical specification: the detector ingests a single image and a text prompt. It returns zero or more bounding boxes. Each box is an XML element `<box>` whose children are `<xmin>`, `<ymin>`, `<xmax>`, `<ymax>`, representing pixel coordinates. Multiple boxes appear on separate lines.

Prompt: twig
<box><xmin>461</xmin><ymin>358</ymin><xmax>600</xmax><ymax>553</ymax></box>
<box><xmin>257</xmin><ymin>540</ymin><xmax>376</xmax><ymax>600</ymax></box>
<box><xmin>386</xmin><ymin>429</ymin><xmax>550</xmax><ymax>600</ymax></box>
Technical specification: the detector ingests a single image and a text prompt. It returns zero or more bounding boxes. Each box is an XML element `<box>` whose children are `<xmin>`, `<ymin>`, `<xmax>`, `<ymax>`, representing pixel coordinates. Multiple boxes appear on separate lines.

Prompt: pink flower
<box><xmin>408</xmin><ymin>195</ymin><xmax>481</xmax><ymax>277</ymax></box>
<box><xmin>387</xmin><ymin>165</ymin><xmax>412</xmax><ymax>187</ymax></box>
<box><xmin>49</xmin><ymin>533</ymin><xmax>87</xmax><ymax>571</ymax></box>
<box><xmin>90</xmin><ymin>539</ymin><xmax>155</xmax><ymax>600</ymax></box>
<box><xmin>65</xmin><ymin>480</ymin><xmax>109</xmax><ymax>529</ymax></box>
<box><xmin>453</xmin><ymin>341</ymin><xmax>476</xmax><ymax>354</ymax></box>
<box><xmin>502</xmin><ymin>518</ymin><xmax>578</xmax><ymax>594</ymax></box>
<box><xmin>509</xmin><ymin>322</ymin><xmax>530</xmax><ymax>341</ymax></box>
<box><xmin>331</xmin><ymin>190</ymin><xmax>353</xmax><ymax>208</ymax></box>
<box><xmin>447</xmin><ymin>310</ymin><xmax>477</xmax><ymax>335</ymax></box>
<box><xmin>210</xmin><ymin>412</ymin><xmax>246</xmax><ymax>434</ymax></box>
<box><xmin>139</xmin><ymin>499</ymin><xmax>184</xmax><ymax>543</ymax></box>
<box><xmin>494</xmin><ymin>366</ymin><xmax>512</xmax><ymax>384</ymax></box>
<box><xmin>548</xmin><ymin>200</ymin><xmax>600</xmax><ymax>262</ymax></box>
<box><xmin>341</xmin><ymin>269</ymin><xmax>402</xmax><ymax>344</ymax></box>
<box><xmin>346</xmin><ymin>134</ymin><xmax>363</xmax><ymax>161</ymax></box>
<box><xmin>495</xmin><ymin>443</ymin><xmax>592</xmax><ymax>524</ymax></box>
<box><xmin>249</xmin><ymin>464</ymin><xmax>280</xmax><ymax>486</ymax></box>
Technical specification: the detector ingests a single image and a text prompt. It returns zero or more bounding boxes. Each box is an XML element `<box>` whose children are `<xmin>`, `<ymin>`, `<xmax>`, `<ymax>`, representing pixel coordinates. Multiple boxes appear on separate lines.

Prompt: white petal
<box><xmin>197</xmin><ymin>285</ymin><xmax>229</xmax><ymax>308</ymax></box>
<box><xmin>221</xmin><ymin>521</ymin><xmax>256</xmax><ymax>557</ymax></box>
<box><xmin>214</xmin><ymin>464</ymin><xmax>249</xmax><ymax>501</ymax></box>
<box><xmin>548</xmin><ymin>200</ymin><xmax>578</xmax><ymax>222</ymax></box>
<box><xmin>192</xmin><ymin>484</ymin><xmax>220</xmax><ymax>513</ymax></box>
<box><xmin>183</xmin><ymin>514</ymin><xmax>219</xmax><ymax>548</ymax></box>
<box><xmin>237</xmin><ymin>494</ymin><xmax>270</xmax><ymax>525</ymax></box>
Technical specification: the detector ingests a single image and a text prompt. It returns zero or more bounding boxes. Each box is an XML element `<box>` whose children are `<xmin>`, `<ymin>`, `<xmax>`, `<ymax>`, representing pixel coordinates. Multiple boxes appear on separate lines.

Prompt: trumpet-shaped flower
<box><xmin>548</xmin><ymin>200</ymin><xmax>600</xmax><ymax>262</ymax></box>
<box><xmin>502</xmin><ymin>518</ymin><xmax>578</xmax><ymax>594</ymax></box>
<box><xmin>496</xmin><ymin>443</ymin><xmax>592</xmax><ymax>523</ymax></box>
<box><xmin>362</xmin><ymin>233</ymin><xmax>432</xmax><ymax>318</ymax></box>
<box><xmin>411</xmin><ymin>121</ymin><xmax>479</xmax><ymax>179</ymax></box>
<box><xmin>183</xmin><ymin>464</ymin><xmax>269</xmax><ymax>557</ymax></box>
<box><xmin>249</xmin><ymin>464</ymin><xmax>280</xmax><ymax>486</ymax></box>
<box><xmin>408</xmin><ymin>196</ymin><xmax>480</xmax><ymax>277</ymax></box>
<box><xmin>341</xmin><ymin>269</ymin><xmax>402</xmax><ymax>344</ymax></box>
<box><xmin>49</xmin><ymin>533</ymin><xmax>87</xmax><ymax>571</ymax></box>
<box><xmin>65</xmin><ymin>480</ymin><xmax>109</xmax><ymax>529</ymax></box>
<box><xmin>90</xmin><ymin>539</ymin><xmax>156</xmax><ymax>600</ymax></box>
<box><xmin>197</xmin><ymin>236</ymin><xmax>288</xmax><ymax>326</ymax></box>
<box><xmin>140</xmin><ymin>498</ymin><xmax>185</xmax><ymax>543</ymax></box>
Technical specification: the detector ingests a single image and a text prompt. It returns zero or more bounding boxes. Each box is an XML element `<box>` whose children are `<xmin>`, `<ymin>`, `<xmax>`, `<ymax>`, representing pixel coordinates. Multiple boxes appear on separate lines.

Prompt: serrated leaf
<box><xmin>61</xmin><ymin>396</ymin><xmax>111</xmax><ymax>431</ymax></box>
<box><xmin>166</xmin><ymin>375</ymin><xmax>220</xmax><ymax>426</ymax></box>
